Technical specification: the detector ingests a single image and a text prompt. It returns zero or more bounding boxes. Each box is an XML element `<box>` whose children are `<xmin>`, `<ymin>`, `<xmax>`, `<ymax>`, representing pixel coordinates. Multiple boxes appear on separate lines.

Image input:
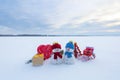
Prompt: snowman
<box><xmin>64</xmin><ymin>41</ymin><xmax>75</xmax><ymax>64</ymax></box>
<box><xmin>51</xmin><ymin>43</ymin><xmax>63</xmax><ymax>64</ymax></box>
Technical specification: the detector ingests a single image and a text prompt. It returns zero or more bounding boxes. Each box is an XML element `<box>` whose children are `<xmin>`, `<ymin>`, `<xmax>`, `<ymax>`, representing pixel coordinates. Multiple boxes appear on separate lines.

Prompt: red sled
<box><xmin>78</xmin><ymin>47</ymin><xmax>95</xmax><ymax>61</ymax></box>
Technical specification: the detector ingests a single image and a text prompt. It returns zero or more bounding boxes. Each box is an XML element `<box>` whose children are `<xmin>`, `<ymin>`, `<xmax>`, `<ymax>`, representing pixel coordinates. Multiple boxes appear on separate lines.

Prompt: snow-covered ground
<box><xmin>0</xmin><ymin>36</ymin><xmax>120</xmax><ymax>80</ymax></box>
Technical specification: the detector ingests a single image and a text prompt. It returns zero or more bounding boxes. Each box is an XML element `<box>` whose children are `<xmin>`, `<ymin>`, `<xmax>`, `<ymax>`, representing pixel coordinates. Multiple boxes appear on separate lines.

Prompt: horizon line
<box><xmin>0</xmin><ymin>34</ymin><xmax>120</xmax><ymax>37</ymax></box>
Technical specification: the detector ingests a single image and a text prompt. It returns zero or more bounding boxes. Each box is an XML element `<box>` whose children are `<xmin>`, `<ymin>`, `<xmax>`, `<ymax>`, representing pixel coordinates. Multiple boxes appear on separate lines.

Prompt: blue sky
<box><xmin>0</xmin><ymin>0</ymin><xmax>120</xmax><ymax>35</ymax></box>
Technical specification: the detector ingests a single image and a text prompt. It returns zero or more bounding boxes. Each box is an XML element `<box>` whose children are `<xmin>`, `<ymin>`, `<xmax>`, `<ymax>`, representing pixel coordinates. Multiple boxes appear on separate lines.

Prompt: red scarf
<box><xmin>53</xmin><ymin>52</ymin><xmax>62</xmax><ymax>59</ymax></box>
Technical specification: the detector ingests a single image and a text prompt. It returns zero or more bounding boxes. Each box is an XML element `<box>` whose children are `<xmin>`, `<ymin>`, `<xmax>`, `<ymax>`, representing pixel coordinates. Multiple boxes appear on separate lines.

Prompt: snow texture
<box><xmin>0</xmin><ymin>36</ymin><xmax>120</xmax><ymax>80</ymax></box>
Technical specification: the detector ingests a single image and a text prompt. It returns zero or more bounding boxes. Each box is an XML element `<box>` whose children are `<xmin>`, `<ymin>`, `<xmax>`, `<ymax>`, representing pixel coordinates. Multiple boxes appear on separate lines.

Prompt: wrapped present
<box><xmin>32</xmin><ymin>53</ymin><xmax>44</xmax><ymax>66</ymax></box>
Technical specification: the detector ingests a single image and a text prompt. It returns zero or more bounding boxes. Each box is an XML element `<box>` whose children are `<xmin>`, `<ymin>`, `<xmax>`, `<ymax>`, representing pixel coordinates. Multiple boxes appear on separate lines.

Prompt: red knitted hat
<box><xmin>52</xmin><ymin>43</ymin><xmax>61</xmax><ymax>49</ymax></box>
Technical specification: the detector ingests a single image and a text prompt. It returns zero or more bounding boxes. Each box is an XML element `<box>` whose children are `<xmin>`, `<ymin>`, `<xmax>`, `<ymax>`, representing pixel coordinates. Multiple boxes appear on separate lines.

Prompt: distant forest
<box><xmin>0</xmin><ymin>34</ymin><xmax>120</xmax><ymax>37</ymax></box>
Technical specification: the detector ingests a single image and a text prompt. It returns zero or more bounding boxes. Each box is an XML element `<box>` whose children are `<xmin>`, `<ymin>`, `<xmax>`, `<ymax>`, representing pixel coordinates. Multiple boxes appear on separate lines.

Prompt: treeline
<box><xmin>0</xmin><ymin>34</ymin><xmax>120</xmax><ymax>37</ymax></box>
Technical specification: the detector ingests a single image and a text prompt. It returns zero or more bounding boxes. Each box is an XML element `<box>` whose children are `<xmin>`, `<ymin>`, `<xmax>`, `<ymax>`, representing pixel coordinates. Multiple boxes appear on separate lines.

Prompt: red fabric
<box><xmin>53</xmin><ymin>52</ymin><xmax>62</xmax><ymax>59</ymax></box>
<box><xmin>37</xmin><ymin>44</ymin><xmax>52</xmax><ymax>60</ymax></box>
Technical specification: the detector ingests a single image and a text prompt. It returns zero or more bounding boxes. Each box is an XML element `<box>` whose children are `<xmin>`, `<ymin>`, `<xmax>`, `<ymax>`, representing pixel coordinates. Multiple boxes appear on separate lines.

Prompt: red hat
<box><xmin>52</xmin><ymin>43</ymin><xmax>61</xmax><ymax>49</ymax></box>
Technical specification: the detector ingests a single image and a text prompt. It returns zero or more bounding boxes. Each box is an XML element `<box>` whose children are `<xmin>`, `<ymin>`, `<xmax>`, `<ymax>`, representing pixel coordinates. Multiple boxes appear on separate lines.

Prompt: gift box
<box><xmin>32</xmin><ymin>54</ymin><xmax>44</xmax><ymax>66</ymax></box>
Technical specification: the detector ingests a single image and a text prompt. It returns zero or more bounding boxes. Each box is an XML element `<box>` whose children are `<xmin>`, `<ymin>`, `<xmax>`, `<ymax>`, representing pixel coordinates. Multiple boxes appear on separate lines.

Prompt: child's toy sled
<box><xmin>78</xmin><ymin>47</ymin><xmax>95</xmax><ymax>61</ymax></box>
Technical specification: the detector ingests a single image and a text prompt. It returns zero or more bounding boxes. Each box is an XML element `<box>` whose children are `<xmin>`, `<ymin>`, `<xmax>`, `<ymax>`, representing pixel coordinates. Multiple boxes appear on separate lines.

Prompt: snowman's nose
<box><xmin>67</xmin><ymin>48</ymin><xmax>70</xmax><ymax>51</ymax></box>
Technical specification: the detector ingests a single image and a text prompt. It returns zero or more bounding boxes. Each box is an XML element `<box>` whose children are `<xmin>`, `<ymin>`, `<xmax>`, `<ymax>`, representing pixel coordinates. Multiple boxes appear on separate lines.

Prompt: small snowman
<box><xmin>64</xmin><ymin>41</ymin><xmax>75</xmax><ymax>64</ymax></box>
<box><xmin>51</xmin><ymin>42</ymin><xmax>63</xmax><ymax>64</ymax></box>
